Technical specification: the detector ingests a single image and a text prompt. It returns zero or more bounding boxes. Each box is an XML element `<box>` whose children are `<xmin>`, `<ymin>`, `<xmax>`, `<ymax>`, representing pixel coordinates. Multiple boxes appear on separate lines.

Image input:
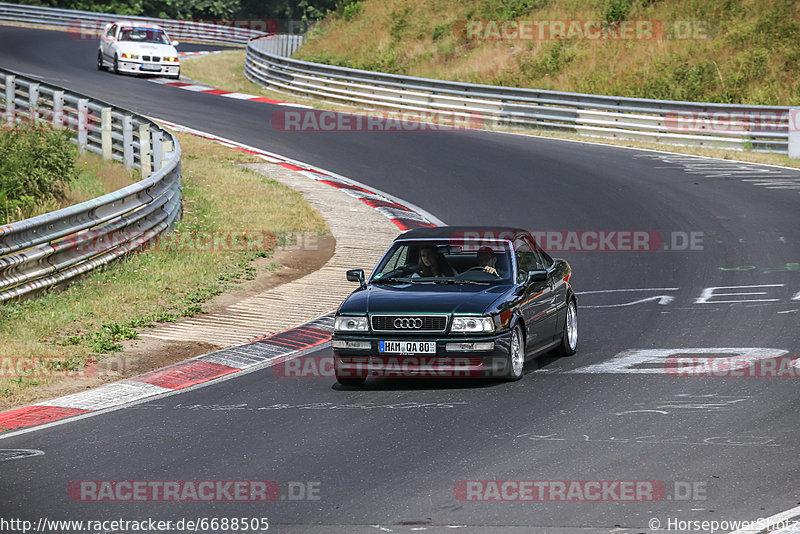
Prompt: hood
<box><xmin>337</xmin><ymin>282</ymin><xmax>511</xmax><ymax>316</ymax></box>
<box><xmin>117</xmin><ymin>42</ymin><xmax>178</xmax><ymax>57</ymax></box>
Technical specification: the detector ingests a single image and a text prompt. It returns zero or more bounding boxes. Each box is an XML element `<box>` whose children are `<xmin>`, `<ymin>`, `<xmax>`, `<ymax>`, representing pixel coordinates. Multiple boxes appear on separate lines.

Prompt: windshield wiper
<box><xmin>434</xmin><ymin>279</ymin><xmax>489</xmax><ymax>285</ymax></box>
<box><xmin>372</xmin><ymin>278</ymin><xmax>429</xmax><ymax>284</ymax></box>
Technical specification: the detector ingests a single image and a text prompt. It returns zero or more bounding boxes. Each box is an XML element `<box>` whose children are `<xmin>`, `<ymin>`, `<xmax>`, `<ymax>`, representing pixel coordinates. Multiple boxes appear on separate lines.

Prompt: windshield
<box><xmin>372</xmin><ymin>240</ymin><xmax>513</xmax><ymax>284</ymax></box>
<box><xmin>119</xmin><ymin>27</ymin><xmax>170</xmax><ymax>45</ymax></box>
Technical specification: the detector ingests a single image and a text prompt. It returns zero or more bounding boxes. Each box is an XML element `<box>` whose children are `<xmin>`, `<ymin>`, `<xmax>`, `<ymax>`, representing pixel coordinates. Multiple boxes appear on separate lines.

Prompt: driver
<box><xmin>476</xmin><ymin>247</ymin><xmax>500</xmax><ymax>276</ymax></box>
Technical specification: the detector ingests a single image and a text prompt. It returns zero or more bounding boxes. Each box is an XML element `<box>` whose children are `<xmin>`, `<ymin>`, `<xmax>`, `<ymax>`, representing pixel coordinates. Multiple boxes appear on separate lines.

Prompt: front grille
<box><xmin>142</xmin><ymin>56</ymin><xmax>161</xmax><ymax>62</ymax></box>
<box><xmin>371</xmin><ymin>315</ymin><xmax>448</xmax><ymax>333</ymax></box>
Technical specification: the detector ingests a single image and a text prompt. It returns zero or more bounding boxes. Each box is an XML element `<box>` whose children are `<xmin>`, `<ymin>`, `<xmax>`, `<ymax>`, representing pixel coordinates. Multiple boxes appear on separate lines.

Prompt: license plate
<box><xmin>379</xmin><ymin>341</ymin><xmax>435</xmax><ymax>354</ymax></box>
<box><xmin>141</xmin><ymin>64</ymin><xmax>161</xmax><ymax>71</ymax></box>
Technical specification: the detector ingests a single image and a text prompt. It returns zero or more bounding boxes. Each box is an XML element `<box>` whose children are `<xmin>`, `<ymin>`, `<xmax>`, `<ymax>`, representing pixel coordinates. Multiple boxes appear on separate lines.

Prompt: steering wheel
<box><xmin>466</xmin><ymin>266</ymin><xmax>500</xmax><ymax>276</ymax></box>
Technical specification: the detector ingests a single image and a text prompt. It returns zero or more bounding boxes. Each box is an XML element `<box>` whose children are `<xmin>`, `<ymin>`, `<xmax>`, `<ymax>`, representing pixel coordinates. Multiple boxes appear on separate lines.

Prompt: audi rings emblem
<box><xmin>394</xmin><ymin>317</ymin><xmax>423</xmax><ymax>329</ymax></box>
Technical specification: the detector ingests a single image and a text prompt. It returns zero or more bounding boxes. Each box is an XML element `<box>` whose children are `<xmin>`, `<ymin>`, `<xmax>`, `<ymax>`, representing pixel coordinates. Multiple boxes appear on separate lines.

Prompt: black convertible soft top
<box><xmin>396</xmin><ymin>226</ymin><xmax>530</xmax><ymax>241</ymax></box>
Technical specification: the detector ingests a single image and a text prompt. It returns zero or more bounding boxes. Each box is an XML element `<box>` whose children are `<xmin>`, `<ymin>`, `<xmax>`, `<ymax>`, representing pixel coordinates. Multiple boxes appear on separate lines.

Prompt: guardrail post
<box><xmin>77</xmin><ymin>98</ymin><xmax>88</xmax><ymax>153</ymax></box>
<box><xmin>28</xmin><ymin>83</ymin><xmax>39</xmax><ymax>123</ymax></box>
<box><xmin>139</xmin><ymin>124</ymin><xmax>151</xmax><ymax>177</ymax></box>
<box><xmin>101</xmin><ymin>107</ymin><xmax>112</xmax><ymax>160</ymax></box>
<box><xmin>52</xmin><ymin>90</ymin><xmax>64</xmax><ymax>128</ymax></box>
<box><xmin>161</xmin><ymin>138</ymin><xmax>174</xmax><ymax>169</ymax></box>
<box><xmin>790</xmin><ymin>109</ymin><xmax>800</xmax><ymax>159</ymax></box>
<box><xmin>152</xmin><ymin>129</ymin><xmax>163</xmax><ymax>172</ymax></box>
<box><xmin>122</xmin><ymin>115</ymin><xmax>134</xmax><ymax>170</ymax></box>
<box><xmin>4</xmin><ymin>74</ymin><xmax>15</xmax><ymax>125</ymax></box>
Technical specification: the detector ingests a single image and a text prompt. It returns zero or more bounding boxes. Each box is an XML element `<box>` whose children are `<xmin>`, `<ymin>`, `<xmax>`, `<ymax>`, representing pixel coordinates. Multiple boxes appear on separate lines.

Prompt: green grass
<box><xmin>0</xmin><ymin>132</ymin><xmax>329</xmax><ymax>406</ymax></box>
<box><xmin>295</xmin><ymin>0</ymin><xmax>800</xmax><ymax>106</ymax></box>
<box><xmin>180</xmin><ymin>50</ymin><xmax>325</xmax><ymax>108</ymax></box>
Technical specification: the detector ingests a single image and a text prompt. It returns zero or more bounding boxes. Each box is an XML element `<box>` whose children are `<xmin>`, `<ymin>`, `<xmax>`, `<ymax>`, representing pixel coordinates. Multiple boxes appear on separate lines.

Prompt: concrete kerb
<box><xmin>0</xmin><ymin>120</ymin><xmax>442</xmax><ymax>435</ymax></box>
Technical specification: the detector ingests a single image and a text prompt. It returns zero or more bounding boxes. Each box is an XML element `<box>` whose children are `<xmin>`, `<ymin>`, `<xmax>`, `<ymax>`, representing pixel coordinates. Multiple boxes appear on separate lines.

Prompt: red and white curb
<box><xmin>177</xmin><ymin>51</ymin><xmax>222</xmax><ymax>58</ymax></box>
<box><xmin>0</xmin><ymin>120</ymin><xmax>443</xmax><ymax>436</ymax></box>
<box><xmin>149</xmin><ymin>73</ymin><xmax>312</xmax><ymax>108</ymax></box>
<box><xmin>0</xmin><ymin>315</ymin><xmax>334</xmax><ymax>436</ymax></box>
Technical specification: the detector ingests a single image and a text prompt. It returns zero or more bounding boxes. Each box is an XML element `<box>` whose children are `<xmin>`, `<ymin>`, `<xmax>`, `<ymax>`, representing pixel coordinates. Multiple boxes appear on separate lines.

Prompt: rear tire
<box><xmin>554</xmin><ymin>298</ymin><xmax>578</xmax><ymax>356</ymax></box>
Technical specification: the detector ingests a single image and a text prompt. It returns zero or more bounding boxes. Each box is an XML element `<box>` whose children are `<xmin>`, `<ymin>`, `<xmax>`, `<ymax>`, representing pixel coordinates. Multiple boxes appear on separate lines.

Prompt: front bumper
<box><xmin>116</xmin><ymin>61</ymin><xmax>180</xmax><ymax>76</ymax></box>
<box><xmin>331</xmin><ymin>329</ymin><xmax>513</xmax><ymax>379</ymax></box>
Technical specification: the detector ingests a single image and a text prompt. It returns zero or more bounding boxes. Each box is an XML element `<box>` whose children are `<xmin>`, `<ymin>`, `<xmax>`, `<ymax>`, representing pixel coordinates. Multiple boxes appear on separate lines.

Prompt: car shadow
<box><xmin>331</xmin><ymin>353</ymin><xmax>563</xmax><ymax>391</ymax></box>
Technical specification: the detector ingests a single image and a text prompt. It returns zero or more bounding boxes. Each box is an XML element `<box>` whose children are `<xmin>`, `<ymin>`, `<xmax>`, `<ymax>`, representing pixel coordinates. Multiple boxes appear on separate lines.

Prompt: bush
<box><xmin>389</xmin><ymin>6</ymin><xmax>413</xmax><ymax>41</ymax></box>
<box><xmin>472</xmin><ymin>0</ymin><xmax>553</xmax><ymax>20</ymax></box>
<box><xmin>604</xmin><ymin>0</ymin><xmax>631</xmax><ymax>22</ymax></box>
<box><xmin>0</xmin><ymin>124</ymin><xmax>79</xmax><ymax>224</ymax></box>
<box><xmin>342</xmin><ymin>0</ymin><xmax>362</xmax><ymax>21</ymax></box>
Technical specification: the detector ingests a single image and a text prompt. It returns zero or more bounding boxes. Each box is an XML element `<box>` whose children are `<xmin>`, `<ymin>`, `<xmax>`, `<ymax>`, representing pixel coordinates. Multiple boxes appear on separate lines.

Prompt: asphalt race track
<box><xmin>1</xmin><ymin>25</ymin><xmax>799</xmax><ymax>533</ymax></box>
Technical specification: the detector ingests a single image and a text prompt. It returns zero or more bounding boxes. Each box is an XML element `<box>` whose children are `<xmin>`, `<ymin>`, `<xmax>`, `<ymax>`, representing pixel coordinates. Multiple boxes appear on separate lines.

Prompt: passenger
<box><xmin>417</xmin><ymin>246</ymin><xmax>454</xmax><ymax>277</ymax></box>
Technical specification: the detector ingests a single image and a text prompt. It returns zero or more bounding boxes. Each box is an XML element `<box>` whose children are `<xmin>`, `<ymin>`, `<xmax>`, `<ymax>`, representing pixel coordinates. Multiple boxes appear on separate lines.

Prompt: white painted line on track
<box><xmin>728</xmin><ymin>504</ymin><xmax>800</xmax><ymax>533</ymax></box>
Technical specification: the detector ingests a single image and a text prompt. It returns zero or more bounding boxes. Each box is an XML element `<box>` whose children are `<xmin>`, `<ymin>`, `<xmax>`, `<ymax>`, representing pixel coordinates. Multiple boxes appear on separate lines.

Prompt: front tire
<box><xmin>113</xmin><ymin>55</ymin><xmax>120</xmax><ymax>74</ymax></box>
<box><xmin>335</xmin><ymin>358</ymin><xmax>366</xmax><ymax>386</ymax></box>
<box><xmin>554</xmin><ymin>298</ymin><xmax>578</xmax><ymax>356</ymax></box>
<box><xmin>97</xmin><ymin>51</ymin><xmax>106</xmax><ymax>71</ymax></box>
<box><xmin>503</xmin><ymin>325</ymin><xmax>524</xmax><ymax>381</ymax></box>
<box><xmin>336</xmin><ymin>376</ymin><xmax>366</xmax><ymax>387</ymax></box>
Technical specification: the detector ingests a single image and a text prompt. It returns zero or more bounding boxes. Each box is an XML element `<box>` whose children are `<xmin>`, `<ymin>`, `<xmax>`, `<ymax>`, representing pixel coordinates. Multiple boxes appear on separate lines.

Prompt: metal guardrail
<box><xmin>0</xmin><ymin>68</ymin><xmax>181</xmax><ymax>302</ymax></box>
<box><xmin>249</xmin><ymin>34</ymin><xmax>306</xmax><ymax>59</ymax></box>
<box><xmin>246</xmin><ymin>35</ymin><xmax>798</xmax><ymax>155</ymax></box>
<box><xmin>0</xmin><ymin>2</ymin><xmax>264</xmax><ymax>44</ymax></box>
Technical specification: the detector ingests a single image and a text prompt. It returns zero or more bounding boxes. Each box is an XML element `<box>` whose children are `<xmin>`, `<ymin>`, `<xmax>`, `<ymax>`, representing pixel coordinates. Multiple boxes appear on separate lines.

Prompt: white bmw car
<box><xmin>97</xmin><ymin>21</ymin><xmax>180</xmax><ymax>79</ymax></box>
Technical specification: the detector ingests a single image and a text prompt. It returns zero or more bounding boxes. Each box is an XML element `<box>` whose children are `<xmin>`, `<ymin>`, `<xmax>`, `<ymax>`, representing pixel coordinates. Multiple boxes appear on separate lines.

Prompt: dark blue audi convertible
<box><xmin>331</xmin><ymin>226</ymin><xmax>577</xmax><ymax>385</ymax></box>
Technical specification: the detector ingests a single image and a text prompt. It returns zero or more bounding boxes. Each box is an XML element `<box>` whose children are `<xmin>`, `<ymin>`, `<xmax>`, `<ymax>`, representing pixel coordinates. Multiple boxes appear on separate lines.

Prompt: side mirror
<box><xmin>346</xmin><ymin>269</ymin><xmax>366</xmax><ymax>288</ymax></box>
<box><xmin>172</xmin><ymin>40</ymin><xmax>180</xmax><ymax>47</ymax></box>
<box><xmin>525</xmin><ymin>269</ymin><xmax>548</xmax><ymax>284</ymax></box>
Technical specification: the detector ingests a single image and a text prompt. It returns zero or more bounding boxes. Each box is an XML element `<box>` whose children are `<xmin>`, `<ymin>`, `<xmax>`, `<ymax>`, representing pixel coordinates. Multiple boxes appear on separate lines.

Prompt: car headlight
<box><xmin>120</xmin><ymin>53</ymin><xmax>138</xmax><ymax>60</ymax></box>
<box><xmin>164</xmin><ymin>56</ymin><xmax>179</xmax><ymax>63</ymax></box>
<box><xmin>451</xmin><ymin>316</ymin><xmax>494</xmax><ymax>333</ymax></box>
<box><xmin>334</xmin><ymin>316</ymin><xmax>368</xmax><ymax>332</ymax></box>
